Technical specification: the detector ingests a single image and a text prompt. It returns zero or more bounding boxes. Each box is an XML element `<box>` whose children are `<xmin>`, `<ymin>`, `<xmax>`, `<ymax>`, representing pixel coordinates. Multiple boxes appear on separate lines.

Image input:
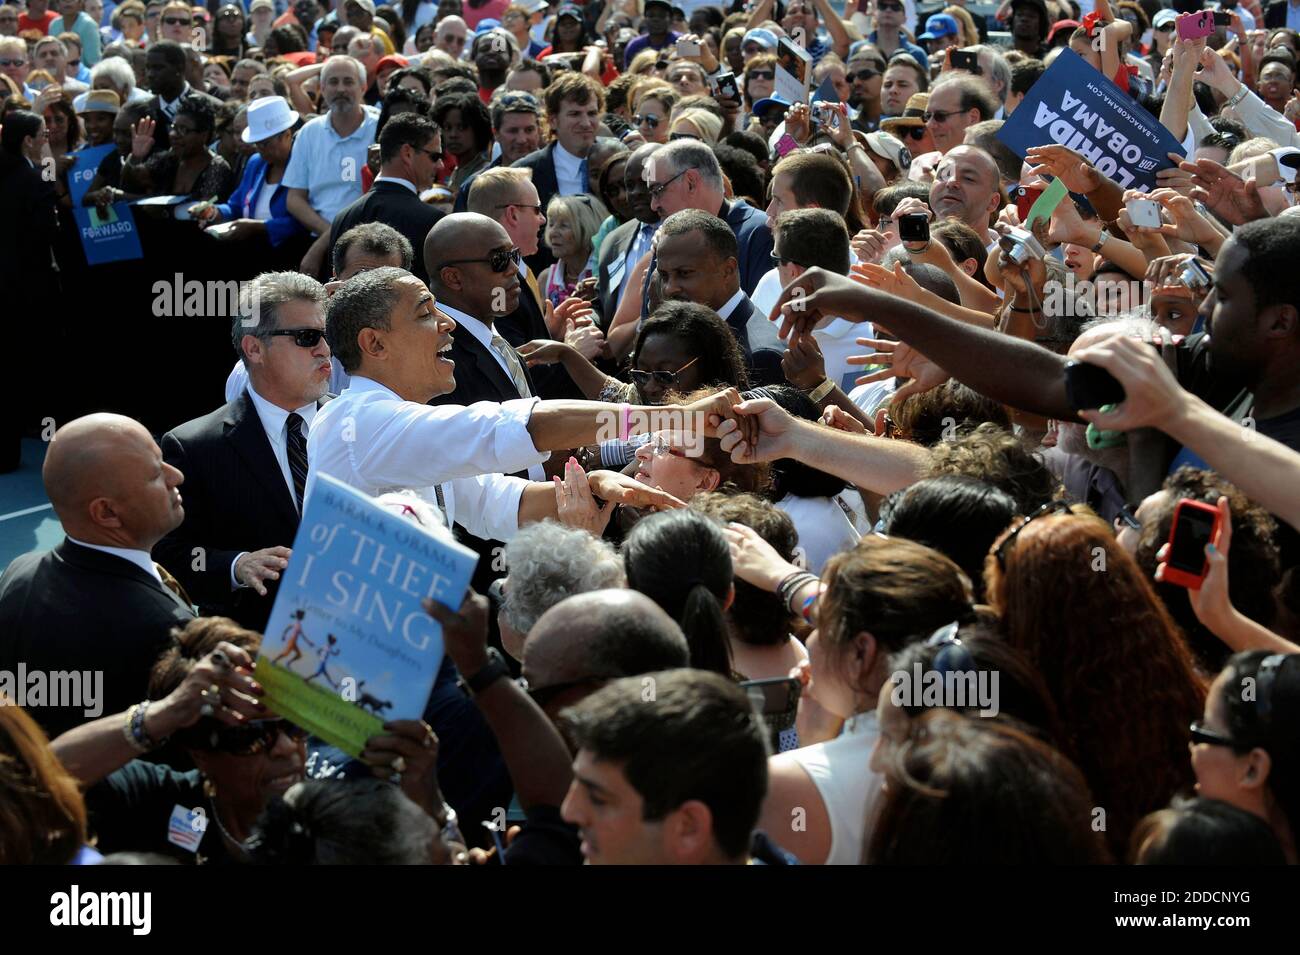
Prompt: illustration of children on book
<box><xmin>272</xmin><ymin>609</ymin><xmax>316</xmax><ymax>671</ymax></box>
<box><xmin>303</xmin><ymin>634</ymin><xmax>343</xmax><ymax>689</ymax></box>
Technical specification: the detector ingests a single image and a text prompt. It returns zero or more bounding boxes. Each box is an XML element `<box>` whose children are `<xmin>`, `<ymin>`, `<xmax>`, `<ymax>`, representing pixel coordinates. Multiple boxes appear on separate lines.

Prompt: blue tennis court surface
<box><xmin>0</xmin><ymin>440</ymin><xmax>62</xmax><ymax>572</ymax></box>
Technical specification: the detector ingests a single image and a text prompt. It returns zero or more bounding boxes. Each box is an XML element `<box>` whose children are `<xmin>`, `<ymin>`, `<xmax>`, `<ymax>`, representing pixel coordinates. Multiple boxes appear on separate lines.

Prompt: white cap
<box><xmin>242</xmin><ymin>95</ymin><xmax>299</xmax><ymax>143</ymax></box>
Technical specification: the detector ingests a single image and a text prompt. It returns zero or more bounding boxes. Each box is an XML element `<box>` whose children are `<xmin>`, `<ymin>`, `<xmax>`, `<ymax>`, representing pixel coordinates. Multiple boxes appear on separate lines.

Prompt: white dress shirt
<box><xmin>437</xmin><ymin>303</ymin><xmax>546</xmax><ymax>483</ymax></box>
<box><xmin>305</xmin><ymin>376</ymin><xmax>547</xmax><ymax>543</ymax></box>
<box><xmin>247</xmin><ymin>383</ymin><xmax>319</xmax><ymax>505</ymax></box>
<box><xmin>226</xmin><ymin>359</ymin><xmax>351</xmax><ymax>403</ymax></box>
<box><xmin>616</xmin><ymin>221</ymin><xmax>657</xmax><ymax>303</ymax></box>
<box><xmin>66</xmin><ymin>536</ymin><xmax>162</xmax><ymax>584</ymax></box>
<box><xmin>716</xmin><ymin>288</ymin><xmax>746</xmax><ymax>323</ymax></box>
<box><xmin>553</xmin><ymin>142</ymin><xmax>587</xmax><ymax>197</ymax></box>
<box><xmin>373</xmin><ymin>175</ymin><xmax>418</xmax><ymax>194</ymax></box>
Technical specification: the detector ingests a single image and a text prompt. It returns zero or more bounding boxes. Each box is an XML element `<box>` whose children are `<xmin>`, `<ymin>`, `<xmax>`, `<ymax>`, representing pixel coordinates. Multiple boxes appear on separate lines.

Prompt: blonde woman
<box><xmin>539</xmin><ymin>193</ymin><xmax>610</xmax><ymax>308</ymax></box>
<box><xmin>630</xmin><ymin>80</ymin><xmax>678</xmax><ymax>144</ymax></box>
<box><xmin>944</xmin><ymin>6</ymin><xmax>981</xmax><ymax>49</ymax></box>
<box><xmin>669</xmin><ymin>106</ymin><xmax>723</xmax><ymax>143</ymax></box>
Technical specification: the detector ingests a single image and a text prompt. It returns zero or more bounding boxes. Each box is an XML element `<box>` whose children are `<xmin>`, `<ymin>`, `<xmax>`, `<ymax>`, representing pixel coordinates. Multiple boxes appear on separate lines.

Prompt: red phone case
<box><xmin>1162</xmin><ymin>499</ymin><xmax>1221</xmax><ymax>589</ymax></box>
<box><xmin>1016</xmin><ymin>186</ymin><xmax>1043</xmax><ymax>223</ymax></box>
<box><xmin>1176</xmin><ymin>11</ymin><xmax>1215</xmax><ymax>41</ymax></box>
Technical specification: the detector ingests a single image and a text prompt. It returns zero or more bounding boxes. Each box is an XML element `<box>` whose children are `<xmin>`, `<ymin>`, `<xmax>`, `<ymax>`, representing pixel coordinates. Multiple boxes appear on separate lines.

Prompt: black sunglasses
<box><xmin>848</xmin><ymin>67</ymin><xmax>883</xmax><ymax>82</ymax></box>
<box><xmin>877</xmin><ymin>1</ymin><xmax>904</xmax><ymax>9</ymax></box>
<box><xmin>518</xmin><ymin>675</ymin><xmax>606</xmax><ymax>710</ymax></box>
<box><xmin>993</xmin><ymin>500</ymin><xmax>1072</xmax><ymax>568</ymax></box>
<box><xmin>266</xmin><ymin>327</ymin><xmax>326</xmax><ymax>347</ymax></box>
<box><xmin>418</xmin><ymin>146</ymin><xmax>444</xmax><ymax>162</ymax></box>
<box><xmin>629</xmin><ymin>355</ymin><xmax>699</xmax><ymax>388</ymax></box>
<box><xmin>634</xmin><ymin>113</ymin><xmax>661</xmax><ymax>128</ymax></box>
<box><xmin>162</xmin><ymin>15</ymin><xmax>191</xmax><ymax>25</ymax></box>
<box><xmin>747</xmin><ymin>69</ymin><xmax>775</xmax><ymax>80</ymax></box>
<box><xmin>770</xmin><ymin>250</ymin><xmax>809</xmax><ymax>269</ymax></box>
<box><xmin>192</xmin><ymin>718</ymin><xmax>310</xmax><ymax>755</ymax></box>
<box><xmin>1189</xmin><ymin>721</ymin><xmax>1252</xmax><ymax>751</ymax></box>
<box><xmin>442</xmin><ymin>247</ymin><xmax>522</xmax><ymax>273</ymax></box>
<box><xmin>898</xmin><ymin>126</ymin><xmax>926</xmax><ymax>141</ymax></box>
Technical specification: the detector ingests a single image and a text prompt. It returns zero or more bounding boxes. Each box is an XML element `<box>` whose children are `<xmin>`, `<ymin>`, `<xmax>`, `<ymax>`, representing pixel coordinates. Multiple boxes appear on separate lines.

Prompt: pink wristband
<box><xmin>619</xmin><ymin>404</ymin><xmax>631</xmax><ymax>441</ymax></box>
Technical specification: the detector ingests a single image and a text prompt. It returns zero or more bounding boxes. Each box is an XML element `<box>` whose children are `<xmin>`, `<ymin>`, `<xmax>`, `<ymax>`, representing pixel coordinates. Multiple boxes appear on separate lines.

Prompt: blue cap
<box><xmin>742</xmin><ymin>28</ymin><xmax>778</xmax><ymax>51</ymax></box>
<box><xmin>752</xmin><ymin>94</ymin><xmax>793</xmax><ymax>117</ymax></box>
<box><xmin>556</xmin><ymin>3</ymin><xmax>583</xmax><ymax>21</ymax></box>
<box><xmin>476</xmin><ymin>18</ymin><xmax>501</xmax><ymax>33</ymax></box>
<box><xmin>919</xmin><ymin>13</ymin><xmax>959</xmax><ymax>41</ymax></box>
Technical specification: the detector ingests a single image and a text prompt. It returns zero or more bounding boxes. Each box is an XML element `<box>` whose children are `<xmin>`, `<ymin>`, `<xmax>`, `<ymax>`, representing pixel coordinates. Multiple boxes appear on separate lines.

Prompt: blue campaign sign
<box><xmin>997</xmin><ymin>49</ymin><xmax>1186</xmax><ymax>192</ymax></box>
<box><xmin>67</xmin><ymin>145</ymin><xmax>145</xmax><ymax>265</ymax></box>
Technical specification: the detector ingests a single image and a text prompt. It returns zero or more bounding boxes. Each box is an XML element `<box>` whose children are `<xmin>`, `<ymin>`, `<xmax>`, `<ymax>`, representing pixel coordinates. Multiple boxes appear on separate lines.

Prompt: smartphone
<box><xmin>950</xmin><ymin>50</ymin><xmax>980</xmax><ymax>72</ymax></box>
<box><xmin>714</xmin><ymin>70</ymin><xmax>739</xmax><ymax>101</ymax></box>
<box><xmin>774</xmin><ymin>133</ymin><xmax>801</xmax><ymax>158</ymax></box>
<box><xmin>676</xmin><ymin>37</ymin><xmax>701</xmax><ymax>56</ymax></box>
<box><xmin>1063</xmin><ymin>359</ymin><xmax>1127</xmax><ymax>411</ymax></box>
<box><xmin>1014</xmin><ymin>185</ymin><xmax>1043</xmax><ymax>222</ymax></box>
<box><xmin>814</xmin><ymin>101</ymin><xmax>841</xmax><ymax>130</ymax></box>
<box><xmin>739</xmin><ymin>677</ymin><xmax>801</xmax><ymax>716</ymax></box>
<box><xmin>1162</xmin><ymin>499</ymin><xmax>1222</xmax><ymax>589</ymax></box>
<box><xmin>898</xmin><ymin>211</ymin><xmax>930</xmax><ymax>243</ymax></box>
<box><xmin>1212</xmin><ymin>11</ymin><xmax>1232</xmax><ymax>26</ymax></box>
<box><xmin>1126</xmin><ymin>197</ymin><xmax>1163</xmax><ymax>229</ymax></box>
<box><xmin>1177</xmin><ymin>11</ymin><xmax>1216</xmax><ymax>40</ymax></box>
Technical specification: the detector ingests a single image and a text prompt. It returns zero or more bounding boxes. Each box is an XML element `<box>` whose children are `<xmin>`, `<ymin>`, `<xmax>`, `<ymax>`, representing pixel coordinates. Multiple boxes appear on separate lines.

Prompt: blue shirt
<box><xmin>281</xmin><ymin>105</ymin><xmax>379</xmax><ymax>226</ymax></box>
<box><xmin>622</xmin><ymin>30</ymin><xmax>681</xmax><ymax>70</ymax></box>
<box><xmin>867</xmin><ymin>31</ymin><xmax>930</xmax><ymax>72</ymax></box>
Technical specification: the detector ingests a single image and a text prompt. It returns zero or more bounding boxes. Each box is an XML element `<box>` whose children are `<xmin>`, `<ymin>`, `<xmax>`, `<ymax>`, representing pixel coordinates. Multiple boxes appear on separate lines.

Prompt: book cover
<box><xmin>254</xmin><ymin>474</ymin><xmax>478</xmax><ymax>757</ymax></box>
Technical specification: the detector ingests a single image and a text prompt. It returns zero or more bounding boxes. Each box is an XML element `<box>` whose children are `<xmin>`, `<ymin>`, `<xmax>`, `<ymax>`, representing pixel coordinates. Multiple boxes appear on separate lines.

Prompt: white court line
<box><xmin>0</xmin><ymin>503</ymin><xmax>53</xmax><ymax>523</ymax></box>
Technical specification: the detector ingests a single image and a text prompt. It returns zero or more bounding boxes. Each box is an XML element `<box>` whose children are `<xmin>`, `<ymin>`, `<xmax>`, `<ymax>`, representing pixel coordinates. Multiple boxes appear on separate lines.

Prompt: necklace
<box><xmin>208</xmin><ymin>796</ymin><xmax>250</xmax><ymax>858</ymax></box>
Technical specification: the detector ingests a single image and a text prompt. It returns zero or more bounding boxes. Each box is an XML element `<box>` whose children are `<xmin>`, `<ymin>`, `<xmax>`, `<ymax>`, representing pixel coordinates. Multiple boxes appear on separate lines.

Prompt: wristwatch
<box><xmin>461</xmin><ymin>647</ymin><xmax>510</xmax><ymax>695</ymax></box>
<box><xmin>807</xmin><ymin>377</ymin><xmax>835</xmax><ymax>403</ymax></box>
<box><xmin>1091</xmin><ymin>228</ymin><xmax>1110</xmax><ymax>253</ymax></box>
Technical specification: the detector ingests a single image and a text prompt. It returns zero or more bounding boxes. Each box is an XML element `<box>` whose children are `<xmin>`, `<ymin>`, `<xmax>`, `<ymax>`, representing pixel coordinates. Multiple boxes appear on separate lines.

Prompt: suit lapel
<box><xmin>224</xmin><ymin>391</ymin><xmax>299</xmax><ymax>526</ymax></box>
<box><xmin>57</xmin><ymin>539</ymin><xmax>194</xmax><ymax>616</ymax></box>
<box><xmin>462</xmin><ymin>332</ymin><xmax>521</xmax><ymax>400</ymax></box>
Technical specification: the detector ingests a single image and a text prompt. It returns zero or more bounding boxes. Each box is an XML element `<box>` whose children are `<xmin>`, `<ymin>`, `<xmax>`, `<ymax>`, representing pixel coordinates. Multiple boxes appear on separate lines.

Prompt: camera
<box><xmin>997</xmin><ymin>226</ymin><xmax>1046</xmax><ymax>265</ymax></box>
<box><xmin>898</xmin><ymin>212</ymin><xmax>930</xmax><ymax>243</ymax></box>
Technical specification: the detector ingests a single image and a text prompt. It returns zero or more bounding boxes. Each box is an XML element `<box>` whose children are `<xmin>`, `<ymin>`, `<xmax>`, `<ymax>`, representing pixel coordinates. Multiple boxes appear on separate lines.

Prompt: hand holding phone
<box><xmin>950</xmin><ymin>50</ymin><xmax>980</xmax><ymax>72</ymax></box>
<box><xmin>1126</xmin><ymin>197</ymin><xmax>1163</xmax><ymax>229</ymax></box>
<box><xmin>676</xmin><ymin>37</ymin><xmax>701</xmax><ymax>57</ymax></box>
<box><xmin>1177</xmin><ymin>11</ymin><xmax>1216</xmax><ymax>41</ymax></box>
<box><xmin>1160</xmin><ymin>498</ymin><xmax>1222</xmax><ymax>589</ymax></box>
<box><xmin>1064</xmin><ymin>359</ymin><xmax>1127</xmax><ymax>411</ymax></box>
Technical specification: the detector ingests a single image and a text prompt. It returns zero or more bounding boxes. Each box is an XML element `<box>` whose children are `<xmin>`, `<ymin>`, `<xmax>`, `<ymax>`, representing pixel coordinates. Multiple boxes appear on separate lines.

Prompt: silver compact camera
<box><xmin>1177</xmin><ymin>258</ymin><xmax>1211</xmax><ymax>291</ymax></box>
<box><xmin>998</xmin><ymin>226</ymin><xmax>1046</xmax><ymax>265</ymax></box>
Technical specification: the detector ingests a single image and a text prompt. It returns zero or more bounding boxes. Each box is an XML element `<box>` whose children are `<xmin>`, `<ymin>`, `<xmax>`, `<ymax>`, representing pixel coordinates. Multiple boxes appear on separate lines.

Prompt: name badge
<box><xmin>167</xmin><ymin>804</ymin><xmax>207</xmax><ymax>853</ymax></box>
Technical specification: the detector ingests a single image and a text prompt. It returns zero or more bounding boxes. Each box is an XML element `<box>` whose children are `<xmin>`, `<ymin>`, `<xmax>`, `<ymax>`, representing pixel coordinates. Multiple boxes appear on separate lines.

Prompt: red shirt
<box><xmin>18</xmin><ymin>10</ymin><xmax>59</xmax><ymax>34</ymax></box>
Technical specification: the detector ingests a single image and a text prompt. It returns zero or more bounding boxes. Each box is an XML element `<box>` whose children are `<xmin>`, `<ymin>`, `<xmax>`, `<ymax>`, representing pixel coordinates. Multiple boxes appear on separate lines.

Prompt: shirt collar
<box><xmin>717</xmin><ymin>288</ymin><xmax>746</xmax><ymax>321</ymax></box>
<box><xmin>374</xmin><ymin>175</ymin><xmax>418</xmax><ymax>194</ymax></box>
<box><xmin>65</xmin><ymin>536</ymin><xmax>161</xmax><ymax>583</ymax></box>
<box><xmin>437</xmin><ymin>302</ymin><xmax>497</xmax><ymax>350</ymax></box>
<box><xmin>162</xmin><ymin>82</ymin><xmax>190</xmax><ymax>109</ymax></box>
<box><xmin>246</xmin><ymin>382</ymin><xmax>318</xmax><ymax>440</ymax></box>
<box><xmin>554</xmin><ymin>141</ymin><xmax>585</xmax><ymax>169</ymax></box>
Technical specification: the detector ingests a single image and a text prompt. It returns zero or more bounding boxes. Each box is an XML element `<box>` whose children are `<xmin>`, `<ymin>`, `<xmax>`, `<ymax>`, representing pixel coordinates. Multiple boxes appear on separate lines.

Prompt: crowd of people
<box><xmin>2</xmin><ymin>0</ymin><xmax>1300</xmax><ymax>868</ymax></box>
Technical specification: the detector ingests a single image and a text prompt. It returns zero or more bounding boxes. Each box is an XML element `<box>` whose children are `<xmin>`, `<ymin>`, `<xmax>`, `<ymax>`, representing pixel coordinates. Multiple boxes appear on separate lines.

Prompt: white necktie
<box><xmin>490</xmin><ymin>334</ymin><xmax>531</xmax><ymax>398</ymax></box>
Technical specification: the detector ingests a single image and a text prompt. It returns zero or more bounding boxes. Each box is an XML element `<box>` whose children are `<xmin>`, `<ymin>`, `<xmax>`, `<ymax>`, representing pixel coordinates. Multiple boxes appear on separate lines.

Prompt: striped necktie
<box><xmin>490</xmin><ymin>334</ymin><xmax>532</xmax><ymax>398</ymax></box>
<box><xmin>286</xmin><ymin>413</ymin><xmax>309</xmax><ymax>513</ymax></box>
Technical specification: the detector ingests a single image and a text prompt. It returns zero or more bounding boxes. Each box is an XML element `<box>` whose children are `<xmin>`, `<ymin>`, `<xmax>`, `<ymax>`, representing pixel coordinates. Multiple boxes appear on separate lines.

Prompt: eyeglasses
<box><xmin>200</xmin><ymin>718</ymin><xmax>310</xmax><ymax>755</ymax></box>
<box><xmin>442</xmin><ymin>247</ymin><xmax>522</xmax><ymax>273</ymax></box>
<box><xmin>877</xmin><ymin>1</ymin><xmax>904</xmax><ymax>10</ymax></box>
<box><xmin>266</xmin><ymin>327</ymin><xmax>326</xmax><ymax>347</ymax></box>
<box><xmin>418</xmin><ymin>146</ymin><xmax>444</xmax><ymax>162</ymax></box>
<box><xmin>747</xmin><ymin>69</ymin><xmax>774</xmax><ymax>80</ymax></box>
<box><xmin>647</xmin><ymin>168</ymin><xmax>688</xmax><ymax>198</ymax></box>
<box><xmin>0</xmin><ymin>58</ymin><xmax>28</xmax><ymax>67</ymax></box>
<box><xmin>847</xmin><ymin>67</ymin><xmax>882</xmax><ymax>82</ymax></box>
<box><xmin>162</xmin><ymin>15</ymin><xmax>192</xmax><ymax>25</ymax></box>
<box><xmin>629</xmin><ymin>355</ymin><xmax>699</xmax><ymax>388</ymax></box>
<box><xmin>495</xmin><ymin>202</ymin><xmax>541</xmax><ymax>213</ymax></box>
<box><xmin>923</xmin><ymin>109</ymin><xmax>966</xmax><ymax>123</ymax></box>
<box><xmin>633</xmin><ymin>113</ymin><xmax>661</xmax><ymax>128</ymax></box>
<box><xmin>993</xmin><ymin>500</ymin><xmax>1072</xmax><ymax>568</ymax></box>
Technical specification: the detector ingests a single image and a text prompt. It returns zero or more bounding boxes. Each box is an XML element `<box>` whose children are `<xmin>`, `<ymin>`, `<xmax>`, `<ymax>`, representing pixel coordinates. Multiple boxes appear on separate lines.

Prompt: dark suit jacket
<box><xmin>147</xmin><ymin>88</ymin><xmax>223</xmax><ymax>153</ymax></box>
<box><xmin>497</xmin><ymin>272</ymin><xmax>585</xmax><ymax>400</ymax></box>
<box><xmin>594</xmin><ymin>217</ymin><xmax>641</xmax><ymax>326</ymax></box>
<box><xmin>722</xmin><ymin>197</ymin><xmax>775</xmax><ymax>298</ymax></box>
<box><xmin>327</xmin><ymin>180</ymin><xmax>445</xmax><ymax>284</ymax></box>
<box><xmin>725</xmin><ymin>294</ymin><xmax>786</xmax><ymax>387</ymax></box>
<box><xmin>451</xmin><ymin>155</ymin><xmax>505</xmax><ymax>214</ymax></box>
<box><xmin>0</xmin><ymin>539</ymin><xmax>195</xmax><ymax>737</ymax></box>
<box><xmin>154</xmin><ymin>391</ymin><xmax>321</xmax><ymax>632</ymax></box>
<box><xmin>1266</xmin><ymin>1</ymin><xmax>1289</xmax><ymax>28</ymax></box>
<box><xmin>512</xmin><ymin>143</ymin><xmax>563</xmax><ymax>274</ymax></box>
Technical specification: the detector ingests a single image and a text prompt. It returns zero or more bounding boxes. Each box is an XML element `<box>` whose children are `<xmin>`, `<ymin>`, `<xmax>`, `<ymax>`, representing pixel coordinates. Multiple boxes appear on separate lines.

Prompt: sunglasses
<box><xmin>1189</xmin><ymin>721</ymin><xmax>1251</xmax><ymax>750</ymax></box>
<box><xmin>162</xmin><ymin>15</ymin><xmax>192</xmax><ymax>25</ymax></box>
<box><xmin>267</xmin><ymin>327</ymin><xmax>326</xmax><ymax>347</ymax></box>
<box><xmin>848</xmin><ymin>67</ymin><xmax>883</xmax><ymax>82</ymax></box>
<box><xmin>993</xmin><ymin>500</ymin><xmax>1072</xmax><ymax>568</ymax></box>
<box><xmin>923</xmin><ymin>108</ymin><xmax>966</xmax><ymax>123</ymax></box>
<box><xmin>211</xmin><ymin>719</ymin><xmax>310</xmax><ymax>755</ymax></box>
<box><xmin>633</xmin><ymin>112</ymin><xmax>661</xmax><ymax>128</ymax></box>
<box><xmin>0</xmin><ymin>58</ymin><xmax>26</xmax><ymax>67</ymax></box>
<box><xmin>517</xmin><ymin>675</ymin><xmax>606</xmax><ymax>710</ymax></box>
<box><xmin>897</xmin><ymin>126</ymin><xmax>926</xmax><ymax>140</ymax></box>
<box><xmin>770</xmin><ymin>250</ymin><xmax>809</xmax><ymax>268</ymax></box>
<box><xmin>442</xmin><ymin>247</ymin><xmax>522</xmax><ymax>273</ymax></box>
<box><xmin>629</xmin><ymin>355</ymin><xmax>699</xmax><ymax>388</ymax></box>
<box><xmin>747</xmin><ymin>69</ymin><xmax>775</xmax><ymax>80</ymax></box>
<box><xmin>877</xmin><ymin>1</ymin><xmax>904</xmax><ymax>10</ymax></box>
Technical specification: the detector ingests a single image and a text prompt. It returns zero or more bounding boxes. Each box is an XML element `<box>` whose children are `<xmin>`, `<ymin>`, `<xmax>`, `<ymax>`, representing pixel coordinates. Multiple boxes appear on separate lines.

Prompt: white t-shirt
<box><xmin>777</xmin><ymin>492</ymin><xmax>864</xmax><ymax>575</ymax></box>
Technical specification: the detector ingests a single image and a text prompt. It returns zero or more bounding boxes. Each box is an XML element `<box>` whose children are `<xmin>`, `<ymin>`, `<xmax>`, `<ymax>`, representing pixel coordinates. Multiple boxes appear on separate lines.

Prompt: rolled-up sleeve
<box><xmin>448</xmin><ymin>473</ymin><xmax>531</xmax><ymax>541</ymax></box>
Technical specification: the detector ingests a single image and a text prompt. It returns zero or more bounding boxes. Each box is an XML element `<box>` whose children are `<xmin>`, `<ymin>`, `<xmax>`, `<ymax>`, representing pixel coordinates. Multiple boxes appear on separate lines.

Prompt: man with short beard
<box><xmin>472</xmin><ymin>26</ymin><xmax>517</xmax><ymax>97</ymax></box>
<box><xmin>845</xmin><ymin>45</ymin><xmax>886</xmax><ymax>133</ymax></box>
<box><xmin>283</xmin><ymin>55</ymin><xmax>379</xmax><ymax>274</ymax></box>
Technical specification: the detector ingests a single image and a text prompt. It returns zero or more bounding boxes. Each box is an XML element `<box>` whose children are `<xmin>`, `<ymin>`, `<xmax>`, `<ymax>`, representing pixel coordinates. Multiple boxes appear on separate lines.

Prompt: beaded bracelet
<box><xmin>122</xmin><ymin>703</ymin><xmax>150</xmax><ymax>754</ymax></box>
